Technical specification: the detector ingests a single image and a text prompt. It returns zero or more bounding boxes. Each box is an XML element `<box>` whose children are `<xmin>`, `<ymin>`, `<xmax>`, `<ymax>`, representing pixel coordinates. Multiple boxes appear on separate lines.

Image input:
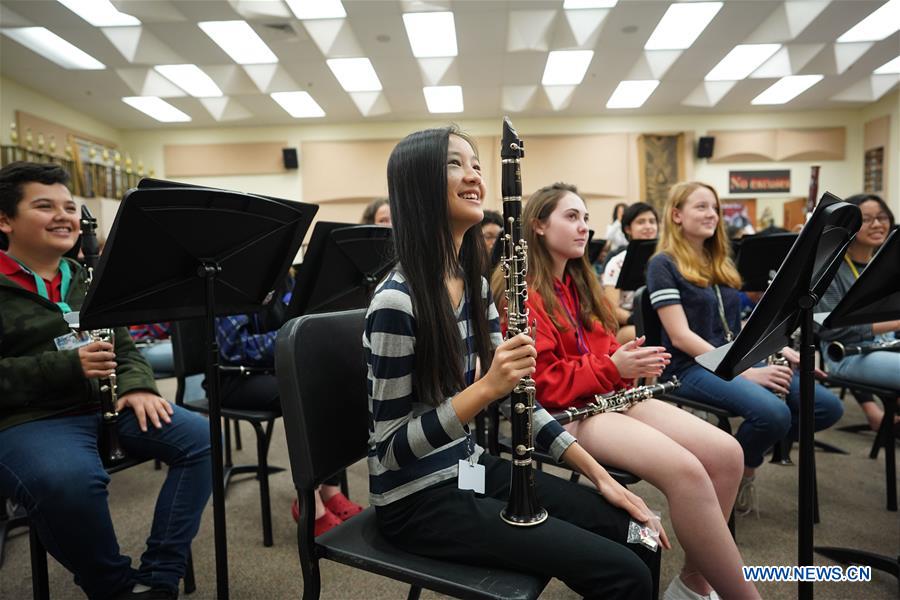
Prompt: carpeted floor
<box><xmin>1</xmin><ymin>379</ymin><xmax>896</xmax><ymax>599</ymax></box>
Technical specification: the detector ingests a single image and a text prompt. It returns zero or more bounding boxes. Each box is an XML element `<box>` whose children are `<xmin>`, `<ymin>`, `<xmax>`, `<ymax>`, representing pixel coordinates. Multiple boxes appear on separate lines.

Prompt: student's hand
<box><xmin>77</xmin><ymin>340</ymin><xmax>116</xmax><ymax>379</ymax></box>
<box><xmin>483</xmin><ymin>332</ymin><xmax>536</xmax><ymax>399</ymax></box>
<box><xmin>594</xmin><ymin>475</ymin><xmax>672</xmax><ymax>550</ymax></box>
<box><xmin>116</xmin><ymin>392</ymin><xmax>174</xmax><ymax>432</ymax></box>
<box><xmin>610</xmin><ymin>336</ymin><xmax>671</xmax><ymax>379</ymax></box>
<box><xmin>780</xmin><ymin>347</ymin><xmax>828</xmax><ymax>379</ymax></box>
<box><xmin>741</xmin><ymin>364</ymin><xmax>793</xmax><ymax>396</ymax></box>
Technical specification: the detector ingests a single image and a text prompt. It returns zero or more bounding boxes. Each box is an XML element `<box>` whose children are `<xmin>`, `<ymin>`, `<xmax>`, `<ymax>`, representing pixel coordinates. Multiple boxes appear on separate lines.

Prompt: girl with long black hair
<box><xmin>364</xmin><ymin>127</ymin><xmax>664</xmax><ymax>599</ymax></box>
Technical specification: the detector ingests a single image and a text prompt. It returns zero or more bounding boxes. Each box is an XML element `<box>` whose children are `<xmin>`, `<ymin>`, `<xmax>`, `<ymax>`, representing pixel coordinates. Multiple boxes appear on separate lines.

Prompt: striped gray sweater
<box><xmin>363</xmin><ymin>268</ymin><xmax>576</xmax><ymax>506</ymax></box>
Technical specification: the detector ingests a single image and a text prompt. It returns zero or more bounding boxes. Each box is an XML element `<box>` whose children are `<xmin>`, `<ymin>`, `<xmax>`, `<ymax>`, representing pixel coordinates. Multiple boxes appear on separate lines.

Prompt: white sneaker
<box><xmin>663</xmin><ymin>576</ymin><xmax>717</xmax><ymax>600</ymax></box>
<box><xmin>735</xmin><ymin>474</ymin><xmax>759</xmax><ymax>518</ymax></box>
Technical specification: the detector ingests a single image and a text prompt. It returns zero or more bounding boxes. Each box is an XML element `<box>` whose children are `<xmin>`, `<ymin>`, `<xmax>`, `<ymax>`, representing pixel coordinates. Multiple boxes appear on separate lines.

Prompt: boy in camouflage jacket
<box><xmin>0</xmin><ymin>162</ymin><xmax>211</xmax><ymax>600</ymax></box>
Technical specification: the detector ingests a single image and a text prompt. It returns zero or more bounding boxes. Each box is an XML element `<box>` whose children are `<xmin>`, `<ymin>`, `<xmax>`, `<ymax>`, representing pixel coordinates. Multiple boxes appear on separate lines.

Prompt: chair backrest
<box><xmin>632</xmin><ymin>285</ymin><xmax>664</xmax><ymax>346</ymax></box>
<box><xmin>276</xmin><ymin>309</ymin><xmax>369</xmax><ymax>491</ymax></box>
<box><xmin>171</xmin><ymin>319</ymin><xmax>209</xmax><ymax>404</ymax></box>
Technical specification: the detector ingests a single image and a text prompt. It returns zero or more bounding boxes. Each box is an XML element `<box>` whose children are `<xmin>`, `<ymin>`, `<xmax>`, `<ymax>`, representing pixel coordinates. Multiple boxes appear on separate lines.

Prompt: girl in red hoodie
<box><xmin>494</xmin><ymin>183</ymin><xmax>759</xmax><ymax>600</ymax></box>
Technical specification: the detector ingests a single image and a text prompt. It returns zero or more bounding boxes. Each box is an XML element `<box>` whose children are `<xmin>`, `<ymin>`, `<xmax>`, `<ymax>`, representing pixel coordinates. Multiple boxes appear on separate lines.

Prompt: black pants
<box><xmin>376</xmin><ymin>453</ymin><xmax>655</xmax><ymax>600</ymax></box>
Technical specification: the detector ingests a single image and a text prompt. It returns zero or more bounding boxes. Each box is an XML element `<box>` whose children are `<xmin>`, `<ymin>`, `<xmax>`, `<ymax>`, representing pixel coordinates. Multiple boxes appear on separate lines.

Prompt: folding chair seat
<box><xmin>275</xmin><ymin>309</ymin><xmax>550</xmax><ymax>600</ymax></box>
<box><xmin>171</xmin><ymin>319</ymin><xmax>284</xmax><ymax>547</ymax></box>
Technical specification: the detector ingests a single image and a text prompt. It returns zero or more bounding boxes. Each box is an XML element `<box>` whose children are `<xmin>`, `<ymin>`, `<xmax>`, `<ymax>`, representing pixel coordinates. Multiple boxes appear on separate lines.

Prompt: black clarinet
<box><xmin>554</xmin><ymin>379</ymin><xmax>680</xmax><ymax>425</ymax></box>
<box><xmin>499</xmin><ymin>117</ymin><xmax>548</xmax><ymax>527</ymax></box>
<box><xmin>80</xmin><ymin>205</ymin><xmax>126</xmax><ymax>464</ymax></box>
<box><xmin>826</xmin><ymin>339</ymin><xmax>900</xmax><ymax>361</ymax></box>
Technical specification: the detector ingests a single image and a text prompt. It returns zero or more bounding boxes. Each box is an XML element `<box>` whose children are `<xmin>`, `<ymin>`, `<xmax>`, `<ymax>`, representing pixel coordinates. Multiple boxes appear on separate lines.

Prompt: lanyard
<box><xmin>843</xmin><ymin>255</ymin><xmax>862</xmax><ymax>280</ymax></box>
<box><xmin>554</xmin><ymin>281</ymin><xmax>590</xmax><ymax>355</ymax></box>
<box><xmin>10</xmin><ymin>256</ymin><xmax>73</xmax><ymax>314</ymax></box>
<box><xmin>713</xmin><ymin>284</ymin><xmax>734</xmax><ymax>342</ymax></box>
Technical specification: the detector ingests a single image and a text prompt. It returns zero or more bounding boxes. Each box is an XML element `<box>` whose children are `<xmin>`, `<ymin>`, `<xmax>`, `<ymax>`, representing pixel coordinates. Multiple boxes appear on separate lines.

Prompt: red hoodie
<box><xmin>524</xmin><ymin>275</ymin><xmax>628</xmax><ymax>410</ymax></box>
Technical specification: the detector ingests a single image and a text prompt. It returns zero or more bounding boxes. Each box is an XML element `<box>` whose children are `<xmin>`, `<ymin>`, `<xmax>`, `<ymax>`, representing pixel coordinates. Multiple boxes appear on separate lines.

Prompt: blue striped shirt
<box><xmin>364</xmin><ymin>267</ymin><xmax>576</xmax><ymax>506</ymax></box>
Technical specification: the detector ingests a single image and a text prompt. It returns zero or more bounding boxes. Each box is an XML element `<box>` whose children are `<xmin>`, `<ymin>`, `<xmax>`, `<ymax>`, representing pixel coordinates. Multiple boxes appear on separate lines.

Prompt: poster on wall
<box><xmin>638</xmin><ymin>133</ymin><xmax>685</xmax><ymax>215</ymax></box>
<box><xmin>721</xmin><ymin>198</ymin><xmax>757</xmax><ymax>236</ymax></box>
<box><xmin>729</xmin><ymin>170</ymin><xmax>790</xmax><ymax>194</ymax></box>
<box><xmin>864</xmin><ymin>147</ymin><xmax>883</xmax><ymax>193</ymax></box>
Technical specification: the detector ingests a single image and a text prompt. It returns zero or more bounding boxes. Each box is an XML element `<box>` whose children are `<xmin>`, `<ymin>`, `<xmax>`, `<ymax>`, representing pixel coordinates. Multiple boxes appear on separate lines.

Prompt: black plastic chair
<box><xmin>19</xmin><ymin>456</ymin><xmax>196</xmax><ymax>600</ymax></box>
<box><xmin>171</xmin><ymin>319</ymin><xmax>284</xmax><ymax>547</ymax></box>
<box><xmin>276</xmin><ymin>309</ymin><xmax>550</xmax><ymax>600</ymax></box>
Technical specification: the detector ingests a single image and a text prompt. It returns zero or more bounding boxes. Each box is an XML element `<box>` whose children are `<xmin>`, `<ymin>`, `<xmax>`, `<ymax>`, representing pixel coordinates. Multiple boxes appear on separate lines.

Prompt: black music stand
<box><xmin>287</xmin><ymin>221</ymin><xmax>394</xmax><ymax>318</ymax></box>
<box><xmin>616</xmin><ymin>239</ymin><xmax>657</xmax><ymax>291</ymax></box>
<box><xmin>814</xmin><ymin>228</ymin><xmax>900</xmax><ymax>585</ymax></box>
<box><xmin>735</xmin><ymin>232</ymin><xmax>798</xmax><ymax>292</ymax></box>
<box><xmin>695</xmin><ymin>193</ymin><xmax>861</xmax><ymax>600</ymax></box>
<box><xmin>79</xmin><ymin>179</ymin><xmax>318</xmax><ymax>600</ymax></box>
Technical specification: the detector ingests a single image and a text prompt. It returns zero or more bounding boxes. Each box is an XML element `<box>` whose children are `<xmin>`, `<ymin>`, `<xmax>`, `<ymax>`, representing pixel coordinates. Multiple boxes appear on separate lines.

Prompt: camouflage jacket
<box><xmin>0</xmin><ymin>257</ymin><xmax>158</xmax><ymax>432</ymax></box>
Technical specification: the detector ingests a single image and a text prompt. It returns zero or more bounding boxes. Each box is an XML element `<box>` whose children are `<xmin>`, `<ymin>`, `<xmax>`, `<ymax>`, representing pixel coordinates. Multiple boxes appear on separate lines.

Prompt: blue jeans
<box><xmin>824</xmin><ymin>347</ymin><xmax>900</xmax><ymax>395</ymax></box>
<box><xmin>138</xmin><ymin>340</ymin><xmax>174</xmax><ymax>378</ymax></box>
<box><xmin>0</xmin><ymin>406</ymin><xmax>211</xmax><ymax>599</ymax></box>
<box><xmin>676</xmin><ymin>365</ymin><xmax>844</xmax><ymax>468</ymax></box>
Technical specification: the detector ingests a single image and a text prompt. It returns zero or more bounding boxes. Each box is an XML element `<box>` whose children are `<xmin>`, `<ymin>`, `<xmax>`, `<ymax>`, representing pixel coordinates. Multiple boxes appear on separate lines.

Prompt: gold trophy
<box><xmin>87</xmin><ymin>145</ymin><xmax>98</xmax><ymax>197</ymax></box>
<box><xmin>25</xmin><ymin>128</ymin><xmax>34</xmax><ymax>161</ymax></box>
<box><xmin>113</xmin><ymin>150</ymin><xmax>123</xmax><ymax>199</ymax></box>
<box><xmin>102</xmin><ymin>148</ymin><xmax>112</xmax><ymax>198</ymax></box>
<box><xmin>37</xmin><ymin>133</ymin><xmax>45</xmax><ymax>157</ymax></box>
<box><xmin>48</xmin><ymin>135</ymin><xmax>57</xmax><ymax>157</ymax></box>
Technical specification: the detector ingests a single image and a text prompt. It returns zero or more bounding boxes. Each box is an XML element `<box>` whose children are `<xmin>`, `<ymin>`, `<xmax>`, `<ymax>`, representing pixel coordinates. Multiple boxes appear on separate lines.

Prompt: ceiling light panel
<box><xmin>542</xmin><ymin>50</ymin><xmax>594</xmax><ymax>85</ymax></box>
<box><xmin>154</xmin><ymin>65</ymin><xmax>223</xmax><ymax>97</ymax></box>
<box><xmin>327</xmin><ymin>58</ymin><xmax>382</xmax><ymax>92</ymax></box>
<box><xmin>751</xmin><ymin>74</ymin><xmax>824</xmax><ymax>105</ymax></box>
<box><xmin>57</xmin><ymin>0</ymin><xmax>140</xmax><ymax>26</ymax></box>
<box><xmin>423</xmin><ymin>85</ymin><xmax>463</xmax><ymax>113</ymax></box>
<box><xmin>563</xmin><ymin>1</ymin><xmax>618</xmax><ymax>9</ymax></box>
<box><xmin>644</xmin><ymin>2</ymin><xmax>723</xmax><ymax>50</ymax></box>
<box><xmin>122</xmin><ymin>96</ymin><xmax>191</xmax><ymax>122</ymax></box>
<box><xmin>198</xmin><ymin>21</ymin><xmax>277</xmax><ymax>65</ymax></box>
<box><xmin>606</xmin><ymin>80</ymin><xmax>659</xmax><ymax>109</ymax></box>
<box><xmin>1</xmin><ymin>27</ymin><xmax>105</xmax><ymax>69</ymax></box>
<box><xmin>271</xmin><ymin>91</ymin><xmax>326</xmax><ymax>118</ymax></box>
<box><xmin>837</xmin><ymin>0</ymin><xmax>900</xmax><ymax>43</ymax></box>
<box><xmin>874</xmin><ymin>55</ymin><xmax>900</xmax><ymax>74</ymax></box>
<box><xmin>285</xmin><ymin>0</ymin><xmax>346</xmax><ymax>20</ymax></box>
<box><xmin>705</xmin><ymin>44</ymin><xmax>781</xmax><ymax>81</ymax></box>
<box><xmin>402</xmin><ymin>12</ymin><xmax>458</xmax><ymax>58</ymax></box>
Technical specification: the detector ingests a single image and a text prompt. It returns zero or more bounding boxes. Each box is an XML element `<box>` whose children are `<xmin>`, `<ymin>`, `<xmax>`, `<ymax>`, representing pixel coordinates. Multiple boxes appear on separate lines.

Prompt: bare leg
<box><xmin>566</xmin><ymin>402</ymin><xmax>757</xmax><ymax>599</ymax></box>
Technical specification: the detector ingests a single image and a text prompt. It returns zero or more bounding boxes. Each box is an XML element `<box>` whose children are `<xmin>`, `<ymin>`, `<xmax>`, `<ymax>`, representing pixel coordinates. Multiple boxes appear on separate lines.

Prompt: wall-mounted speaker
<box><xmin>697</xmin><ymin>136</ymin><xmax>715</xmax><ymax>159</ymax></box>
<box><xmin>283</xmin><ymin>148</ymin><xmax>299</xmax><ymax>170</ymax></box>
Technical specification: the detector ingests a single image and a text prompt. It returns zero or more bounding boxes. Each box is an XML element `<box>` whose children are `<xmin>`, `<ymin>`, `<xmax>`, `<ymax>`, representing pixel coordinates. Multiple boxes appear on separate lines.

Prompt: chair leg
<box><xmin>29</xmin><ymin>526</ymin><xmax>49</xmax><ymax>600</ymax></box>
<box><xmin>233</xmin><ymin>419</ymin><xmax>243</xmax><ymax>451</ymax></box>
<box><xmin>882</xmin><ymin>397</ymin><xmax>897</xmax><ymax>512</ymax></box>
<box><xmin>298</xmin><ymin>489</ymin><xmax>321</xmax><ymax>600</ymax></box>
<box><xmin>224</xmin><ymin>418</ymin><xmax>234</xmax><ymax>468</ymax></box>
<box><xmin>339</xmin><ymin>470</ymin><xmax>349</xmax><ymax>498</ymax></box>
<box><xmin>252</xmin><ymin>421</ymin><xmax>274</xmax><ymax>547</ymax></box>
<box><xmin>183</xmin><ymin>548</ymin><xmax>196</xmax><ymax>595</ymax></box>
<box><xmin>406</xmin><ymin>585</ymin><xmax>422</xmax><ymax>600</ymax></box>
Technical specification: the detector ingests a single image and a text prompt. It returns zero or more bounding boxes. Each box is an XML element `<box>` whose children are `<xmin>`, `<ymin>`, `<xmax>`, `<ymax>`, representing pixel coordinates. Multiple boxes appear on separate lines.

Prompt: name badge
<box><xmin>54</xmin><ymin>331</ymin><xmax>93</xmax><ymax>351</ymax></box>
<box><xmin>457</xmin><ymin>459</ymin><xmax>485</xmax><ymax>494</ymax></box>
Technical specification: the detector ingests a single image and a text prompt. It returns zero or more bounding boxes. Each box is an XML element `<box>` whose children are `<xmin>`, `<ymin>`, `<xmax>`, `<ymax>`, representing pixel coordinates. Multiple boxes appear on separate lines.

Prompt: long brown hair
<box><xmin>492</xmin><ymin>182</ymin><xmax>617</xmax><ymax>333</ymax></box>
<box><xmin>656</xmin><ymin>181</ymin><xmax>741</xmax><ymax>288</ymax></box>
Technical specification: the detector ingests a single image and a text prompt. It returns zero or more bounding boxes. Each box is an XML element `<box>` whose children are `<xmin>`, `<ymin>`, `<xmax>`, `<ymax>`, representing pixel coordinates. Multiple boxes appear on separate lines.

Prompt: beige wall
<box><xmin>0</xmin><ymin>76</ymin><xmax>121</xmax><ymax>146</ymax></box>
<box><xmin>3</xmin><ymin>75</ymin><xmax>898</xmax><ymax>229</ymax></box>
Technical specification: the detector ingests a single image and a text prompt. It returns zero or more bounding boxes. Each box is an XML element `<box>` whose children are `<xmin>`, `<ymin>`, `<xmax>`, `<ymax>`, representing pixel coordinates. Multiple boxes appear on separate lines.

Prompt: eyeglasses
<box><xmin>861</xmin><ymin>215</ymin><xmax>890</xmax><ymax>226</ymax></box>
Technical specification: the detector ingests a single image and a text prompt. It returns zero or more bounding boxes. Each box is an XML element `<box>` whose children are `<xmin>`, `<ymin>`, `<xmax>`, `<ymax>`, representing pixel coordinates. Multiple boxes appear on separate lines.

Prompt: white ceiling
<box><xmin>0</xmin><ymin>0</ymin><xmax>897</xmax><ymax>129</ymax></box>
